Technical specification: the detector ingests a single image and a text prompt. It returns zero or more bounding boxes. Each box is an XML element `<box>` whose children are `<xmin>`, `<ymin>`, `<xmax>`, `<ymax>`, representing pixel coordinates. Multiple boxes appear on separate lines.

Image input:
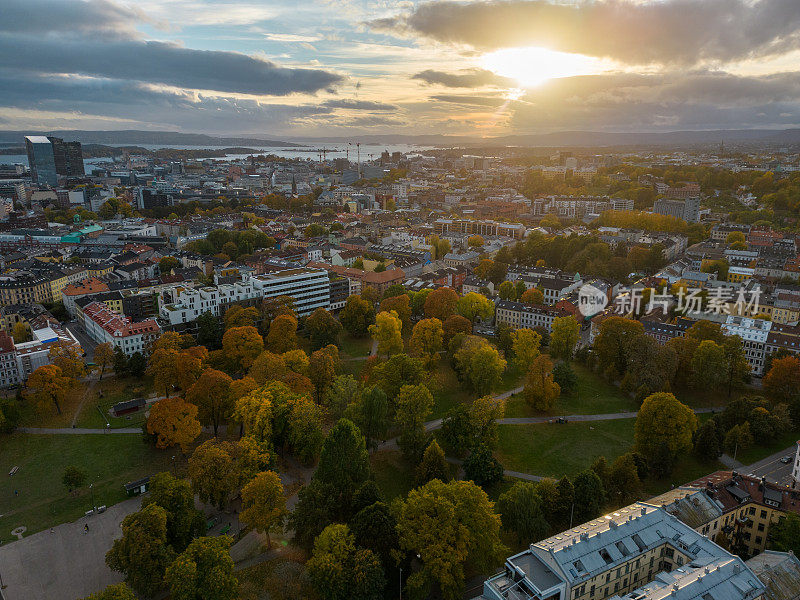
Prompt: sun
<box><xmin>480</xmin><ymin>46</ymin><xmax>613</xmax><ymax>87</ymax></box>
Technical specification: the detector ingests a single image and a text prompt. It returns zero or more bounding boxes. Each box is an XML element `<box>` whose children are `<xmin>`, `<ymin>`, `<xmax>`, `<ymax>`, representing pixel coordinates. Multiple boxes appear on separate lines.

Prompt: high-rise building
<box><xmin>24</xmin><ymin>135</ymin><xmax>84</xmax><ymax>187</ymax></box>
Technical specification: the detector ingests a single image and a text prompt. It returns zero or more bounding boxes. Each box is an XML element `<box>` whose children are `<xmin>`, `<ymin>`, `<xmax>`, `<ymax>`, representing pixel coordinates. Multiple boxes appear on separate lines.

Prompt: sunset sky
<box><xmin>3</xmin><ymin>0</ymin><xmax>800</xmax><ymax>137</ymax></box>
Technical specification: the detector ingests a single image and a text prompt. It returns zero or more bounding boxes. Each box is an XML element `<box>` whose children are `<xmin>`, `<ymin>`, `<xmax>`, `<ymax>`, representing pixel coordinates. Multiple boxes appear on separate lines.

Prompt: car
<box><xmin>781</xmin><ymin>455</ymin><xmax>793</xmax><ymax>464</ymax></box>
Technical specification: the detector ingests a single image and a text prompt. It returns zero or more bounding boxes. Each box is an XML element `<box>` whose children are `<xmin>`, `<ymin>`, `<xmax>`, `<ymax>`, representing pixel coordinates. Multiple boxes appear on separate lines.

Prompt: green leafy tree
<box><xmin>81</xmin><ymin>583</ymin><xmax>135</xmax><ymax>600</ymax></box>
<box><xmin>340</xmin><ymin>295</ymin><xmax>375</xmax><ymax>337</ymax></box>
<box><xmin>240</xmin><ymin>471</ymin><xmax>287</xmax><ymax>548</ymax></box>
<box><xmin>416</xmin><ymin>440</ymin><xmax>450</xmax><ymax>486</ymax></box>
<box><xmin>511</xmin><ymin>328</ymin><xmax>542</xmax><ymax>372</ymax></box>
<box><xmin>397</xmin><ymin>479</ymin><xmax>507</xmax><ymax>600</ymax></box>
<box><xmin>369</xmin><ymin>310</ymin><xmax>404</xmax><ymax>357</ymax></box>
<box><xmin>395</xmin><ymin>383</ymin><xmax>434</xmax><ymax>461</ymax></box>
<box><xmin>306</xmin><ymin>308</ymin><xmax>343</xmax><ymax>350</ymax></box>
<box><xmin>456</xmin><ymin>292</ymin><xmax>494</xmax><ymax>324</ymax></box>
<box><xmin>553</xmin><ymin>361</ymin><xmax>577</xmax><ymax>394</ymax></box>
<box><xmin>593</xmin><ymin>317</ymin><xmax>644</xmax><ymax>380</ymax></box>
<box><xmin>196</xmin><ymin>311</ymin><xmax>221</xmax><ymax>349</ymax></box>
<box><xmin>370</xmin><ymin>354</ymin><xmax>426</xmax><ymax>399</ymax></box>
<box><xmin>454</xmin><ymin>336</ymin><xmax>506</xmax><ymax>395</ymax></box>
<box><xmin>350</xmin><ymin>501</ymin><xmax>400</xmax><ymax>569</ymax></box>
<box><xmin>187</xmin><ymin>440</ymin><xmax>238</xmax><ymax>509</ymax></box>
<box><xmin>142</xmin><ymin>472</ymin><xmax>205</xmax><ymax>552</ymax></box>
<box><xmin>724</xmin><ymin>422</ymin><xmax>754</xmax><ymax>456</ymax></box>
<box><xmin>307</xmin><ymin>524</ymin><xmax>386</xmax><ymax>600</ymax></box>
<box><xmin>691</xmin><ymin>340</ymin><xmax>727</xmax><ymax>390</ymax></box>
<box><xmin>607</xmin><ymin>453</ymin><xmax>642</xmax><ymax>504</ymax></box>
<box><xmin>768</xmin><ymin>513</ymin><xmax>800</xmax><ymax>555</ymax></box>
<box><xmin>165</xmin><ymin>536</ymin><xmax>238</xmax><ymax>600</ymax></box>
<box><xmin>409</xmin><ymin>317</ymin><xmax>444</xmax><ymax>368</ymax></box>
<box><xmin>106</xmin><ymin>504</ymin><xmax>175</xmax><ymax>597</ymax></box>
<box><xmin>549</xmin><ymin>316</ymin><xmax>580</xmax><ymax>361</ymax></box>
<box><xmin>635</xmin><ymin>392</ymin><xmax>697</xmax><ymax>475</ymax></box>
<box><xmin>345</xmin><ymin>386</ymin><xmax>390</xmax><ymax>451</ymax></box>
<box><xmin>463</xmin><ymin>443</ymin><xmax>504</xmax><ymax>488</ymax></box>
<box><xmin>693</xmin><ymin>419</ymin><xmax>722</xmax><ymax>461</ymax></box>
<box><xmin>496</xmin><ymin>481</ymin><xmax>550</xmax><ymax>543</ymax></box>
<box><xmin>325</xmin><ymin>374</ymin><xmax>360</xmax><ymax>420</ymax></box>
<box><xmin>573</xmin><ymin>470</ymin><xmax>605</xmax><ymax>522</ymax></box>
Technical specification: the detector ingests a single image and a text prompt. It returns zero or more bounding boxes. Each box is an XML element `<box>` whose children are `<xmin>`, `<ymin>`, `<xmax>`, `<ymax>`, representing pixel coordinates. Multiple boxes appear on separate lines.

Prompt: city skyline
<box><xmin>3</xmin><ymin>0</ymin><xmax>800</xmax><ymax>136</ymax></box>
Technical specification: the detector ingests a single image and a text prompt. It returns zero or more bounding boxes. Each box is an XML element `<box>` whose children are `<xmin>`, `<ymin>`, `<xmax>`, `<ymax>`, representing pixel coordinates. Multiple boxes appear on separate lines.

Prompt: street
<box><xmin>64</xmin><ymin>322</ymin><xmax>98</xmax><ymax>363</ymax></box>
<box><xmin>744</xmin><ymin>446</ymin><xmax>797</xmax><ymax>488</ymax></box>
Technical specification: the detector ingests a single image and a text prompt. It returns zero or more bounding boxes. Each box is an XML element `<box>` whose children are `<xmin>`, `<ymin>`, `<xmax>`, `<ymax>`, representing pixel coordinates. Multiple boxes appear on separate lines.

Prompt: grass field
<box><xmin>338</xmin><ymin>334</ymin><xmax>372</xmax><ymax>359</ymax></box>
<box><xmin>733</xmin><ymin>428</ymin><xmax>800</xmax><ymax>467</ymax></box>
<box><xmin>0</xmin><ymin>433</ymin><xmax>186</xmax><ymax>541</ymax></box>
<box><xmin>74</xmin><ymin>377</ymin><xmax>154</xmax><ymax>429</ymax></box>
<box><xmin>505</xmin><ymin>363</ymin><xmax>639</xmax><ymax>418</ymax></box>
<box><xmin>370</xmin><ymin>449</ymin><xmax>416</xmax><ymax>501</ymax></box>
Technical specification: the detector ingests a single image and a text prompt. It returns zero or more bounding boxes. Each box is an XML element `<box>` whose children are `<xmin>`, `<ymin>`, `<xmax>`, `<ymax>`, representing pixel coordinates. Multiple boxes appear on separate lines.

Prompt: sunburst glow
<box><xmin>480</xmin><ymin>46</ymin><xmax>615</xmax><ymax>87</ymax></box>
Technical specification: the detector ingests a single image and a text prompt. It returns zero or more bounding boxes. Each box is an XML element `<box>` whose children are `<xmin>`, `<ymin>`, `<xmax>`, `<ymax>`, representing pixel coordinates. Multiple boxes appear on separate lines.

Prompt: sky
<box><xmin>3</xmin><ymin>0</ymin><xmax>800</xmax><ymax>138</ymax></box>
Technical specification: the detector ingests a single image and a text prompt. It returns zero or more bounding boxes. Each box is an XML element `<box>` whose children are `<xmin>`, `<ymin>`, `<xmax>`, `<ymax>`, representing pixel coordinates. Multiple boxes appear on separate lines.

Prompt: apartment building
<box><xmin>0</xmin><ymin>273</ymin><xmax>52</xmax><ymax>306</ymax></box>
<box><xmin>79</xmin><ymin>301</ymin><xmax>161</xmax><ymax>356</ymax></box>
<box><xmin>495</xmin><ymin>299</ymin><xmax>569</xmax><ymax>333</ymax></box>
<box><xmin>159</xmin><ymin>268</ymin><xmax>331</xmax><ymax>326</ymax></box>
<box><xmin>481</xmin><ymin>503</ymin><xmax>763</xmax><ymax>600</ymax></box>
<box><xmin>434</xmin><ymin>218</ymin><xmax>527</xmax><ymax>240</ymax></box>
<box><xmin>721</xmin><ymin>316</ymin><xmax>772</xmax><ymax>376</ymax></box>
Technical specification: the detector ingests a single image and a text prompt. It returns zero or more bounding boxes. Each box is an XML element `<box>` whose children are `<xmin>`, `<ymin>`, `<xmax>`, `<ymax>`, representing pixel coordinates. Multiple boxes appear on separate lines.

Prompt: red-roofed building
<box><xmin>62</xmin><ymin>277</ymin><xmax>110</xmax><ymax>316</ymax></box>
<box><xmin>79</xmin><ymin>301</ymin><xmax>160</xmax><ymax>356</ymax></box>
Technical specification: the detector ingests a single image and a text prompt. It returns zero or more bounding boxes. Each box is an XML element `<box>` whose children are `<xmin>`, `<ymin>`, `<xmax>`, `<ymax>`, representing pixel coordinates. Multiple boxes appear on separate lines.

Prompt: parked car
<box><xmin>781</xmin><ymin>455</ymin><xmax>793</xmax><ymax>464</ymax></box>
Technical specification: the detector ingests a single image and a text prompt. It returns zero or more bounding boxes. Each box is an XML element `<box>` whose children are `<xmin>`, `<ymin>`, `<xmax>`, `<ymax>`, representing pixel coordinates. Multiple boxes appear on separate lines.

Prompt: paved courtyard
<box><xmin>0</xmin><ymin>496</ymin><xmax>141</xmax><ymax>600</ymax></box>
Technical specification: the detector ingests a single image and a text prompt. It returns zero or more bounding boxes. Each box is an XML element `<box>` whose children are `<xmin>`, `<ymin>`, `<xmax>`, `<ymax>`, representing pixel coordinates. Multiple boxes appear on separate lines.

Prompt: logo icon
<box><xmin>578</xmin><ymin>284</ymin><xmax>608</xmax><ymax>317</ymax></box>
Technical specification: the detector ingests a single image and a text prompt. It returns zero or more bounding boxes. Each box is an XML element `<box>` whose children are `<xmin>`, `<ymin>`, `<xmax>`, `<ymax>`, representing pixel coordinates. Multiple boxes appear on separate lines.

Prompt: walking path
<box><xmin>16</xmin><ymin>427</ymin><xmax>141</xmax><ymax>434</ymax></box>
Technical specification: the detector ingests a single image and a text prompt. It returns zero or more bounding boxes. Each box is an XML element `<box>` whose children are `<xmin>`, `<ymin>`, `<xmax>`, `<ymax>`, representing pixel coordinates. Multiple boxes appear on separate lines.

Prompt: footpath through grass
<box><xmin>0</xmin><ymin>433</ymin><xmax>184</xmax><ymax>541</ymax></box>
<box><xmin>74</xmin><ymin>377</ymin><xmax>154</xmax><ymax>429</ymax></box>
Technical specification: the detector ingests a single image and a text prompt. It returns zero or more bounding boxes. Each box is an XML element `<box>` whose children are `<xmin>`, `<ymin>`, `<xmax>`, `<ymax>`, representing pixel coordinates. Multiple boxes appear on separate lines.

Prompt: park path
<box><xmin>16</xmin><ymin>427</ymin><xmax>141</xmax><ymax>434</ymax></box>
<box><xmin>70</xmin><ymin>378</ymin><xmax>97</xmax><ymax>428</ymax></box>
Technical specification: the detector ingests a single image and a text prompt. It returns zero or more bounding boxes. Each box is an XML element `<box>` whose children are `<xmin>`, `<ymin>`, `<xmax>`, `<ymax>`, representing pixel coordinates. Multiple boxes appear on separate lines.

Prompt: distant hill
<box><xmin>0</xmin><ymin>130</ymin><xmax>304</xmax><ymax>147</ymax></box>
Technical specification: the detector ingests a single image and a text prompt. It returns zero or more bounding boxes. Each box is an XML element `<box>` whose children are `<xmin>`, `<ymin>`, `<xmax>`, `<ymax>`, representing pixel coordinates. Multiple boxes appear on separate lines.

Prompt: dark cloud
<box><xmin>1</xmin><ymin>0</ymin><xmax>342</xmax><ymax>97</ymax></box>
<box><xmin>430</xmin><ymin>94</ymin><xmax>509</xmax><ymax>107</ymax></box>
<box><xmin>412</xmin><ymin>69</ymin><xmax>515</xmax><ymax>88</ymax></box>
<box><xmin>372</xmin><ymin>0</ymin><xmax>800</xmax><ymax>66</ymax></box>
<box><xmin>322</xmin><ymin>99</ymin><xmax>397</xmax><ymax>110</ymax></box>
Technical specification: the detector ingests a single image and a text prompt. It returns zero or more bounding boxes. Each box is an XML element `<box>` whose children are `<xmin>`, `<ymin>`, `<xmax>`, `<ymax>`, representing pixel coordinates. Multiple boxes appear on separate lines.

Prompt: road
<box><xmin>742</xmin><ymin>446</ymin><xmax>797</xmax><ymax>487</ymax></box>
<box><xmin>64</xmin><ymin>322</ymin><xmax>97</xmax><ymax>362</ymax></box>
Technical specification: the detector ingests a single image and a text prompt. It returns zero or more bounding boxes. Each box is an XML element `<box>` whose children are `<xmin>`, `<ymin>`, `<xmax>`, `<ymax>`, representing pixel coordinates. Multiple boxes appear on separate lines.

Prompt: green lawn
<box><xmin>338</xmin><ymin>335</ymin><xmax>372</xmax><ymax>359</ymax></box>
<box><xmin>495</xmin><ymin>419</ymin><xmax>637</xmax><ymax>479</ymax></box>
<box><xmin>370</xmin><ymin>450</ymin><xmax>416</xmax><ymax>501</ymax></box>
<box><xmin>0</xmin><ymin>433</ymin><xmax>185</xmax><ymax>541</ymax></box>
<box><xmin>505</xmin><ymin>363</ymin><xmax>639</xmax><ymax>418</ymax></box>
<box><xmin>75</xmin><ymin>377</ymin><xmax>154</xmax><ymax>429</ymax></box>
<box><xmin>733</xmin><ymin>429</ymin><xmax>800</xmax><ymax>467</ymax></box>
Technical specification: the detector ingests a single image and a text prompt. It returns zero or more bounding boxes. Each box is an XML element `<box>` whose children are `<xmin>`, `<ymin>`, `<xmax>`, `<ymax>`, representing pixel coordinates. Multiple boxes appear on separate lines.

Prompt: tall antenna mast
<box><xmin>357</xmin><ymin>143</ymin><xmax>361</xmax><ymax>177</ymax></box>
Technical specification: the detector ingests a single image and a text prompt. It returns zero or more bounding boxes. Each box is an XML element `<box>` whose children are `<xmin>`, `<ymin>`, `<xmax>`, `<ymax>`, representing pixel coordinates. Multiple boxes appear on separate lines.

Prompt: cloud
<box><xmin>371</xmin><ymin>0</ymin><xmax>800</xmax><ymax>66</ymax></box>
<box><xmin>322</xmin><ymin>99</ymin><xmax>397</xmax><ymax>110</ymax></box>
<box><xmin>1</xmin><ymin>0</ymin><xmax>342</xmax><ymax>96</ymax></box>
<box><xmin>430</xmin><ymin>94</ymin><xmax>509</xmax><ymax>107</ymax></box>
<box><xmin>412</xmin><ymin>68</ymin><xmax>515</xmax><ymax>88</ymax></box>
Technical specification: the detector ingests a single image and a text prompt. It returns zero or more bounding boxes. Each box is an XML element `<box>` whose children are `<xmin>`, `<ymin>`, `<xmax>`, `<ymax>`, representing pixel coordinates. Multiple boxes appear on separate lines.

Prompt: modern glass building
<box><xmin>25</xmin><ymin>135</ymin><xmax>58</xmax><ymax>186</ymax></box>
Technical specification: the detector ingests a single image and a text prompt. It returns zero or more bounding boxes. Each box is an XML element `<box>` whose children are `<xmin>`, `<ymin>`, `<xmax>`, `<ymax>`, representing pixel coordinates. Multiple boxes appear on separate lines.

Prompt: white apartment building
<box><xmin>721</xmin><ymin>315</ymin><xmax>772</xmax><ymax>376</ymax></box>
<box><xmin>80</xmin><ymin>301</ymin><xmax>161</xmax><ymax>356</ymax></box>
<box><xmin>159</xmin><ymin>268</ymin><xmax>331</xmax><ymax>326</ymax></box>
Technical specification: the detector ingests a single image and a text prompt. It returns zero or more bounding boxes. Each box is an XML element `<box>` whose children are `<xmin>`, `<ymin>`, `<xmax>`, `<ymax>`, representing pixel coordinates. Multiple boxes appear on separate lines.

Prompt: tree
<box><xmin>469</xmin><ymin>394</ymin><xmax>505</xmax><ymax>448</ymax></box>
<box><xmin>397</xmin><ymin>479</ymin><xmax>507</xmax><ymax>600</ymax></box>
<box><xmin>350</xmin><ymin>501</ymin><xmax>400</xmax><ymax>569</ymax></box>
<box><xmin>394</xmin><ymin>383</ymin><xmax>434</xmax><ymax>460</ymax></box>
<box><xmin>593</xmin><ymin>317</ymin><xmax>644</xmax><ymax>380</ymax></box>
<box><xmin>222</xmin><ymin>325</ymin><xmax>264</xmax><ymax>371</ymax></box>
<box><xmin>443</xmin><ymin>314</ymin><xmax>472</xmax><ymax>345</ymax></box>
<box><xmin>496</xmin><ymin>481</ymin><xmax>549</xmax><ymax>543</ymax></box>
<box><xmin>424</xmin><ymin>287</ymin><xmax>459</xmax><ymax>321</ymax></box>
<box><xmin>224</xmin><ymin>304</ymin><xmax>260</xmax><ymax>330</ymax></box>
<box><xmin>159</xmin><ymin>256</ymin><xmax>180</xmax><ymax>274</ymax></box>
<box><xmin>370</xmin><ymin>353</ymin><xmax>426</xmax><ymax>398</ymax></box>
<box><xmin>693</xmin><ymin>416</ymin><xmax>722</xmax><ymax>460</ymax></box>
<box><xmin>520</xmin><ymin>287</ymin><xmax>544</xmax><ymax>305</ymax></box>
<box><xmin>112</xmin><ymin>346</ymin><xmax>128</xmax><ymax>376</ymax></box>
<box><xmin>165</xmin><ymin>536</ymin><xmax>238</xmax><ymax>600</ymax></box>
<box><xmin>106</xmin><ymin>503</ymin><xmax>175</xmax><ymax>597</ymax></box>
<box><xmin>287</xmin><ymin>395</ymin><xmax>325</xmax><ymax>465</ymax></box>
<box><xmin>196</xmin><ymin>311</ymin><xmax>222</xmax><ymax>349</ymax></box>
<box><xmin>127</xmin><ymin>351</ymin><xmax>146</xmax><ymax>378</ymax></box>
<box><xmin>309</xmin><ymin>348</ymin><xmax>338</xmax><ymax>403</ymax></box>
<box><xmin>523</xmin><ymin>355</ymin><xmax>561</xmax><ymax>411</ymax></box>
<box><xmin>454</xmin><ymin>336</ymin><xmax>507</xmax><ymax>395</ymax></box>
<box><xmin>142</xmin><ymin>472</ymin><xmax>205</xmax><ymax>552</ymax></box>
<box><xmin>25</xmin><ymin>364</ymin><xmax>70</xmax><ymax>415</ymax></box>
<box><xmin>691</xmin><ymin>340</ymin><xmax>727</xmax><ymax>390</ymax></box>
<box><xmin>511</xmin><ymin>328</ymin><xmax>542</xmax><ymax>372</ymax></box>
<box><xmin>188</xmin><ymin>440</ymin><xmax>238</xmax><ymax>509</ymax></box>
<box><xmin>463</xmin><ymin>443</ymin><xmax>504</xmax><ymax>488</ymax></box>
<box><xmin>186</xmin><ymin>369</ymin><xmax>233</xmax><ymax>436</ymax></box>
<box><xmin>764</xmin><ymin>356</ymin><xmax>800</xmax><ymax>408</ymax></box>
<box><xmin>153</xmin><ymin>331</ymin><xmax>183</xmax><ymax>352</ymax></box>
<box><xmin>573</xmin><ymin>470</ymin><xmax>605</xmax><ymax>522</ymax></box>
<box><xmin>380</xmin><ymin>293</ymin><xmax>412</xmax><ymax>331</ymax></box>
<box><xmin>635</xmin><ymin>392</ymin><xmax>697</xmax><ymax>473</ymax></box>
<box><xmin>315</xmin><ymin>419</ymin><xmax>371</xmax><ymax>498</ymax></box>
<box><xmin>248</xmin><ymin>350</ymin><xmax>287</xmax><ymax>385</ymax></box>
<box><xmin>768</xmin><ymin>513</ymin><xmax>800</xmax><ymax>555</ymax></box>
<box><xmin>409</xmin><ymin>317</ymin><xmax>444</xmax><ymax>368</ymax></box>
<box><xmin>468</xmin><ymin>234</ymin><xmax>484</xmax><ymax>248</ymax></box>
<box><xmin>369</xmin><ymin>310</ymin><xmax>404</xmax><ymax>357</ymax></box>
<box><xmin>94</xmin><ymin>342</ymin><xmax>114</xmax><ymax>380</ymax></box>
<box><xmin>416</xmin><ymin>440</ymin><xmax>450</xmax><ymax>485</ymax></box>
<box><xmin>306</xmin><ymin>524</ymin><xmax>385</xmax><ymax>600</ymax></box>
<box><xmin>240</xmin><ymin>471</ymin><xmax>286</xmax><ymax>548</ymax></box>
<box><xmin>62</xmin><ymin>465</ymin><xmax>86</xmax><ymax>491</ymax></box>
<box><xmin>345</xmin><ymin>385</ymin><xmax>390</xmax><ymax>451</ymax></box>
<box><xmin>325</xmin><ymin>374</ymin><xmax>360</xmax><ymax>420</ymax></box>
<box><xmin>456</xmin><ymin>292</ymin><xmax>494</xmax><ymax>324</ymax></box>
<box><xmin>498</xmin><ymin>281</ymin><xmax>516</xmax><ymax>300</ymax></box>
<box><xmin>438</xmin><ymin>405</ymin><xmax>475</xmax><ymax>456</ymax></box>
<box><xmin>49</xmin><ymin>342</ymin><xmax>86</xmax><ymax>379</ymax></box>
<box><xmin>607</xmin><ymin>453</ymin><xmax>642</xmax><ymax>504</ymax></box>
<box><xmin>553</xmin><ymin>361</ymin><xmax>577</xmax><ymax>394</ymax></box>
<box><xmin>148</xmin><ymin>347</ymin><xmax>179</xmax><ymax>397</ymax></box>
<box><xmin>306</xmin><ymin>308</ymin><xmax>342</xmax><ymax>350</ymax></box>
<box><xmin>340</xmin><ymin>295</ymin><xmax>375</xmax><ymax>337</ymax></box>
<box><xmin>722</xmin><ymin>335</ymin><xmax>750</xmax><ymax>396</ymax></box>
<box><xmin>147</xmin><ymin>396</ymin><xmax>202</xmax><ymax>453</ymax></box>
<box><xmin>549</xmin><ymin>316</ymin><xmax>580</xmax><ymax>361</ymax></box>
<box><xmin>724</xmin><ymin>422</ymin><xmax>754</xmax><ymax>456</ymax></box>
<box><xmin>81</xmin><ymin>583</ymin><xmax>135</xmax><ymax>600</ymax></box>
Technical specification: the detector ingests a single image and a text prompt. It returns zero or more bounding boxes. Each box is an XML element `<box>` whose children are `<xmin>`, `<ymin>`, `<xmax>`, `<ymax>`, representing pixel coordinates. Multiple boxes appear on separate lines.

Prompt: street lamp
<box><xmin>90</xmin><ymin>483</ymin><xmax>95</xmax><ymax>511</ymax></box>
<box><xmin>399</xmin><ymin>566</ymin><xmax>402</xmax><ymax>600</ymax></box>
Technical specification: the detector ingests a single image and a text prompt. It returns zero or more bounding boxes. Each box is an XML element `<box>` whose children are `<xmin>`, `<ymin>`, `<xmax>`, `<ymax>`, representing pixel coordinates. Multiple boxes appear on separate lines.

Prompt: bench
<box><xmin>8</xmin><ymin>466</ymin><xmax>19</xmax><ymax>476</ymax></box>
